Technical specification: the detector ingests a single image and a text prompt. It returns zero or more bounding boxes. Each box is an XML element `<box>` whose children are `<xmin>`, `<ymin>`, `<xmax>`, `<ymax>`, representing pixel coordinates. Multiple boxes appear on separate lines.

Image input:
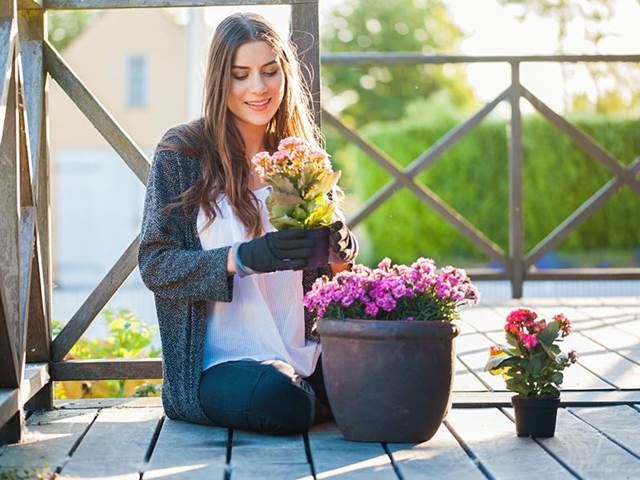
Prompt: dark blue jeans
<box><xmin>198</xmin><ymin>356</ymin><xmax>331</xmax><ymax>435</ymax></box>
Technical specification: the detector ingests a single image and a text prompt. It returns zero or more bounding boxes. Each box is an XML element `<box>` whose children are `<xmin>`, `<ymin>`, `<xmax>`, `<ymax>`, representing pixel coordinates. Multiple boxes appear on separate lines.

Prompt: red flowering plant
<box><xmin>485</xmin><ymin>308</ymin><xmax>578</xmax><ymax>398</ymax></box>
<box><xmin>304</xmin><ymin>257</ymin><xmax>480</xmax><ymax>322</ymax></box>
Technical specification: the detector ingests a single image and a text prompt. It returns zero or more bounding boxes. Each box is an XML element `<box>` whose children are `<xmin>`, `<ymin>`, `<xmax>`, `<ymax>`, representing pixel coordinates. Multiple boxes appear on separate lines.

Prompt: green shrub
<box><xmin>52</xmin><ymin>309</ymin><xmax>162</xmax><ymax>399</ymax></box>
<box><xmin>339</xmin><ymin>111</ymin><xmax>640</xmax><ymax>267</ymax></box>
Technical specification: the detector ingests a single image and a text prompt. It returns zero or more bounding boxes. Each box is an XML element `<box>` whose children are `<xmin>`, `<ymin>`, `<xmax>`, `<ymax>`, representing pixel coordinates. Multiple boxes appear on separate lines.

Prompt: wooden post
<box><xmin>508</xmin><ymin>61</ymin><xmax>524</xmax><ymax>299</ymax></box>
<box><xmin>290</xmin><ymin>0</ymin><xmax>320</xmax><ymax>129</ymax></box>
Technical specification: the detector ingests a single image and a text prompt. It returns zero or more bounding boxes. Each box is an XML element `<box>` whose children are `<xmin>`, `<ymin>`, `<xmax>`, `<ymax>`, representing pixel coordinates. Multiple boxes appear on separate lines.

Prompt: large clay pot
<box><xmin>317</xmin><ymin>318</ymin><xmax>460</xmax><ymax>442</ymax></box>
<box><xmin>511</xmin><ymin>395</ymin><xmax>560</xmax><ymax>437</ymax></box>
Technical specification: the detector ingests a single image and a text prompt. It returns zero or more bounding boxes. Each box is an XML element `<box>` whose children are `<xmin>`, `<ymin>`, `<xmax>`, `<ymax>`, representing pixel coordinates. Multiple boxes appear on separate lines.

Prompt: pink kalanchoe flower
<box><xmin>553</xmin><ymin>313</ymin><xmax>571</xmax><ymax>337</ymax></box>
<box><xmin>519</xmin><ymin>333</ymin><xmax>539</xmax><ymax>349</ymax></box>
<box><xmin>278</xmin><ymin>136</ymin><xmax>306</xmax><ymax>152</ymax></box>
<box><xmin>568</xmin><ymin>349</ymin><xmax>578</xmax><ymax>363</ymax></box>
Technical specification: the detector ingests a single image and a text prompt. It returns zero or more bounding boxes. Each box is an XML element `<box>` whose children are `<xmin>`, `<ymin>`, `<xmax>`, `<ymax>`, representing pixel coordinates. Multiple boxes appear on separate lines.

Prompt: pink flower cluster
<box><xmin>504</xmin><ymin>308</ymin><xmax>572</xmax><ymax>350</ymax></box>
<box><xmin>251</xmin><ymin>136</ymin><xmax>332</xmax><ymax>179</ymax></box>
<box><xmin>303</xmin><ymin>257</ymin><xmax>479</xmax><ymax>321</ymax></box>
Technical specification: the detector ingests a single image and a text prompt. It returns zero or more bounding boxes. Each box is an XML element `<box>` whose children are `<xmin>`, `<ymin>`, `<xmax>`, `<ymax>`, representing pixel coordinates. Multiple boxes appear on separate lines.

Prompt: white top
<box><xmin>197</xmin><ymin>185</ymin><xmax>321</xmax><ymax>377</ymax></box>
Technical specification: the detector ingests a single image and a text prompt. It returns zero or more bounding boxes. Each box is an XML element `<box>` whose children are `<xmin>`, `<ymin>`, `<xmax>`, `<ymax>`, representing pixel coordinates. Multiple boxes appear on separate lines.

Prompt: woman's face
<box><xmin>227</xmin><ymin>40</ymin><xmax>285</xmax><ymax>130</ymax></box>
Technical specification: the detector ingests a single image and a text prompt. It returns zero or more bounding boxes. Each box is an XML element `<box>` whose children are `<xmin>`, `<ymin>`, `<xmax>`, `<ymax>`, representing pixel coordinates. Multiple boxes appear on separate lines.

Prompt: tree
<box><xmin>320</xmin><ymin>0</ymin><xmax>476</xmax><ymax>125</ymax></box>
<box><xmin>47</xmin><ymin>11</ymin><xmax>95</xmax><ymax>51</ymax></box>
<box><xmin>499</xmin><ymin>0</ymin><xmax>640</xmax><ymax>114</ymax></box>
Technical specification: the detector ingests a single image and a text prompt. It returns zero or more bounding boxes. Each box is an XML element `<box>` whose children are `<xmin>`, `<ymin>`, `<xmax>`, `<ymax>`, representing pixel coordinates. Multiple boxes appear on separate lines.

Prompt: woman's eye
<box><xmin>233</xmin><ymin>75</ymin><xmax>248</xmax><ymax>80</ymax></box>
<box><xmin>263</xmin><ymin>70</ymin><xmax>278</xmax><ymax>77</ymax></box>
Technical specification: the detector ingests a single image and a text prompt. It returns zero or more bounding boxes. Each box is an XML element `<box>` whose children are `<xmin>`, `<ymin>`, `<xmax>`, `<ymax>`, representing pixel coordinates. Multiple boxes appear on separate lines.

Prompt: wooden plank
<box><xmin>508</xmin><ymin>407</ymin><xmax>640</xmax><ymax>478</ymax></box>
<box><xmin>143</xmin><ymin>418</ymin><xmax>227</xmax><ymax>479</ymax></box>
<box><xmin>451</xmin><ymin>390</ymin><xmax>640</xmax><ymax>406</ymax></box>
<box><xmin>230</xmin><ymin>429</ymin><xmax>311</xmax><ymax>479</ymax></box>
<box><xmin>304</xmin><ymin>423</ymin><xmax>395</xmax><ymax>479</ymax></box>
<box><xmin>60</xmin><ymin>406</ymin><xmax>163</xmax><ymax>478</ymax></box>
<box><xmin>456</xmin><ymin>331</ymin><xmax>505</xmax><ymax>391</ymax></box>
<box><xmin>20</xmin><ymin>362</ymin><xmax>48</xmax><ymax>406</ymax></box>
<box><xmin>51</xmin><ymin>358</ymin><xmax>162</xmax><ymax>381</ymax></box>
<box><xmin>0</xmin><ymin>388</ymin><xmax>19</xmax><ymax>428</ymax></box>
<box><xmin>0</xmin><ymin>60</ymin><xmax>20</xmax><ymax>389</ymax></box>
<box><xmin>0</xmin><ymin>18</ymin><xmax>16</xmax><ymax>137</ymax></box>
<box><xmin>321</xmin><ymin>52</ymin><xmax>640</xmax><ymax>65</ymax></box>
<box><xmin>0</xmin><ymin>408</ymin><xmax>96</xmax><ymax>473</ymax></box>
<box><xmin>570</xmin><ymin>405</ymin><xmax>640</xmax><ymax>456</ymax></box>
<box><xmin>387</xmin><ymin>422</ymin><xmax>485</xmax><ymax>479</ymax></box>
<box><xmin>446</xmin><ymin>408</ymin><xmax>574</xmax><ymax>479</ymax></box>
<box><xmin>56</xmin><ymin>397</ymin><xmax>162</xmax><ymax>410</ymax></box>
<box><xmin>43</xmin><ymin>42</ymin><xmax>150</xmax><ymax>184</ymax></box>
<box><xmin>45</xmin><ymin>0</ymin><xmax>315</xmax><ymax>8</ymax></box>
<box><xmin>51</xmin><ymin>235</ymin><xmax>140</xmax><ymax>361</ymax></box>
<box><xmin>577</xmin><ymin>324</ymin><xmax>640</xmax><ymax>364</ymax></box>
<box><xmin>560</xmin><ymin>331</ymin><xmax>640</xmax><ymax>389</ymax></box>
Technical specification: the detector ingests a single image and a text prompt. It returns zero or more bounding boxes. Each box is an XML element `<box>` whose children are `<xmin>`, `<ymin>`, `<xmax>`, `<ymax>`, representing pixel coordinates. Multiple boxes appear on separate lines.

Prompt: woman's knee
<box><xmin>248</xmin><ymin>365</ymin><xmax>316</xmax><ymax>435</ymax></box>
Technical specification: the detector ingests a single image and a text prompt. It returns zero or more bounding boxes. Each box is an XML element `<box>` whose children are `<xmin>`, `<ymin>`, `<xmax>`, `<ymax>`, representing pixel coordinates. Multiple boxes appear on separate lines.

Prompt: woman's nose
<box><xmin>251</xmin><ymin>76</ymin><xmax>268</xmax><ymax>95</ymax></box>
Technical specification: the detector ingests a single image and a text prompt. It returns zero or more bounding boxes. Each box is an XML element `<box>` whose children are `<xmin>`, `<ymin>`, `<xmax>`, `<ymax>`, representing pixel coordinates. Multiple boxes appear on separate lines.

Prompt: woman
<box><xmin>137</xmin><ymin>12</ymin><xmax>358</xmax><ymax>435</ymax></box>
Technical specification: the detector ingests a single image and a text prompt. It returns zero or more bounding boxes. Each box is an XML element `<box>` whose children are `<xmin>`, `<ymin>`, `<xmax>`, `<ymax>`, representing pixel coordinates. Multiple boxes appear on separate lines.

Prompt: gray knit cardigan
<box><xmin>137</xmin><ymin>128</ymin><xmax>330</xmax><ymax>425</ymax></box>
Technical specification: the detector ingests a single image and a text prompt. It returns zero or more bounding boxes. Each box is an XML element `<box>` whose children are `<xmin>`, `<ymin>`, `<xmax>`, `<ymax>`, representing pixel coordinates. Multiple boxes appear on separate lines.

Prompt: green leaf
<box><xmin>269</xmin><ymin>174</ymin><xmax>297</xmax><ymax>194</ymax></box>
<box><xmin>269</xmin><ymin>190</ymin><xmax>303</xmax><ymax>208</ymax></box>
<box><xmin>305</xmin><ymin>170</ymin><xmax>341</xmax><ymax>200</ymax></box>
<box><xmin>270</xmin><ymin>214</ymin><xmax>304</xmax><ymax>230</ymax></box>
<box><xmin>505</xmin><ymin>332</ymin><xmax>523</xmax><ymax>355</ymax></box>
<box><xmin>550</xmin><ymin>372</ymin><xmax>564</xmax><ymax>385</ymax></box>
<box><xmin>537</xmin><ymin>321</ymin><xmax>560</xmax><ymax>346</ymax></box>
<box><xmin>527</xmin><ymin>351</ymin><xmax>547</xmax><ymax>376</ymax></box>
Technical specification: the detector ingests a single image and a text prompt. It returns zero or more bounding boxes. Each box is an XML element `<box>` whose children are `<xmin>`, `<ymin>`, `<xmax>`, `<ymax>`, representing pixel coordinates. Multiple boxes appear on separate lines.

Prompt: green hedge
<box><xmin>335</xmin><ymin>112</ymin><xmax>640</xmax><ymax>267</ymax></box>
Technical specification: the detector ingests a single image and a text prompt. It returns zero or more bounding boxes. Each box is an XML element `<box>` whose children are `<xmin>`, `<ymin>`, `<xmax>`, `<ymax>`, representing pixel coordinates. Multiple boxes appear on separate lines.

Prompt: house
<box><xmin>49</xmin><ymin>8</ymin><xmax>198</xmax><ymax>339</ymax></box>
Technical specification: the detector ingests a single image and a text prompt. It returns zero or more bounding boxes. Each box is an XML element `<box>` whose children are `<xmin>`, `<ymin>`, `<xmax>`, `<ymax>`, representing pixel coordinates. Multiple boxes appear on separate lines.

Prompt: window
<box><xmin>126</xmin><ymin>55</ymin><xmax>148</xmax><ymax>108</ymax></box>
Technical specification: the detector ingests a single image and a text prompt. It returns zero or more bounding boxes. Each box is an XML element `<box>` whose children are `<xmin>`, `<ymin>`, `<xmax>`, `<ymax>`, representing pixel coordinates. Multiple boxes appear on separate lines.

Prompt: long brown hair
<box><xmin>159</xmin><ymin>12</ymin><xmax>321</xmax><ymax>238</ymax></box>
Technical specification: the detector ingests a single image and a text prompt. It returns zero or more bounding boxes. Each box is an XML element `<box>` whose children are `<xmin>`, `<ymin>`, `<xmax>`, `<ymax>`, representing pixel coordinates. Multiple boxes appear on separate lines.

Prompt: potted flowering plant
<box><xmin>304</xmin><ymin>257</ymin><xmax>480</xmax><ymax>442</ymax></box>
<box><xmin>251</xmin><ymin>137</ymin><xmax>342</xmax><ymax>268</ymax></box>
<box><xmin>485</xmin><ymin>308</ymin><xmax>578</xmax><ymax>438</ymax></box>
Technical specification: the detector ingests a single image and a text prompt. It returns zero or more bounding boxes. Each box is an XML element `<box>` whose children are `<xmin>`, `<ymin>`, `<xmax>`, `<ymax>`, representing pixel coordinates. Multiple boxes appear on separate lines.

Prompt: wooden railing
<box><xmin>1</xmin><ymin>0</ymin><xmax>638</xmax><ymax>444</ymax></box>
<box><xmin>321</xmin><ymin>53</ymin><xmax>640</xmax><ymax>297</ymax></box>
<box><xmin>0</xmin><ymin>0</ymin><xmax>320</xmax><ymax>444</ymax></box>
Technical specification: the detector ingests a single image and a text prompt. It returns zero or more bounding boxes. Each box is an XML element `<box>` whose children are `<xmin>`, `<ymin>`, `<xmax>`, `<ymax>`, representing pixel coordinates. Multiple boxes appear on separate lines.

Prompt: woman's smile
<box><xmin>245</xmin><ymin>98</ymin><xmax>271</xmax><ymax>111</ymax></box>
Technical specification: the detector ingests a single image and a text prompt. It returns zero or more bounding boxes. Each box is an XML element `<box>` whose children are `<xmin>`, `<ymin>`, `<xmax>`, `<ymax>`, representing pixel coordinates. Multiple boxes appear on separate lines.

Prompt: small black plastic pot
<box><xmin>511</xmin><ymin>395</ymin><xmax>560</xmax><ymax>437</ymax></box>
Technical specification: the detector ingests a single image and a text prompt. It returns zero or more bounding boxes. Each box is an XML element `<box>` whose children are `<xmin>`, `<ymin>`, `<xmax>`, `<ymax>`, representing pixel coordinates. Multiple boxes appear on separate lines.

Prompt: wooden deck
<box><xmin>1</xmin><ymin>297</ymin><xmax>640</xmax><ymax>479</ymax></box>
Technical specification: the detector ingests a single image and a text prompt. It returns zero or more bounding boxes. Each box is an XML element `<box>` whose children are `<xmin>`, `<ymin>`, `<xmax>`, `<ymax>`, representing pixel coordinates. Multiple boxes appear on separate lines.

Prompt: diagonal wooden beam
<box><xmin>18</xmin><ymin>207</ymin><xmax>36</xmax><ymax>383</ymax></box>
<box><xmin>521</xmin><ymin>85</ymin><xmax>640</xmax><ymax>195</ymax></box>
<box><xmin>0</xmin><ymin>58</ymin><xmax>20</xmax><ymax>390</ymax></box>
<box><xmin>525</xmin><ymin>158</ymin><xmax>640</xmax><ymax>269</ymax></box>
<box><xmin>43</xmin><ymin>42</ymin><xmax>150</xmax><ymax>184</ymax></box>
<box><xmin>51</xmin><ymin>236</ymin><xmax>140</xmax><ymax>361</ymax></box>
<box><xmin>322</xmin><ymin>109</ymin><xmax>508</xmax><ymax>267</ymax></box>
<box><xmin>0</xmin><ymin>17</ymin><xmax>17</xmax><ymax>137</ymax></box>
<box><xmin>335</xmin><ymin>87</ymin><xmax>510</xmax><ymax>229</ymax></box>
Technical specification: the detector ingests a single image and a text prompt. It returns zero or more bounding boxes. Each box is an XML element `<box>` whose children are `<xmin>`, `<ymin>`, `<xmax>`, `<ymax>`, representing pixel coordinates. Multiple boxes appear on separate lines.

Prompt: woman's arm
<box><xmin>138</xmin><ymin>148</ymin><xmax>234</xmax><ymax>302</ymax></box>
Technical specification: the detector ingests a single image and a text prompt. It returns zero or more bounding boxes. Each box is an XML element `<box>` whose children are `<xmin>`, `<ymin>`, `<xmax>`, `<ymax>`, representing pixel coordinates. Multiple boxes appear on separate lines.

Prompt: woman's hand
<box><xmin>328</xmin><ymin>221</ymin><xmax>358</xmax><ymax>264</ymax></box>
<box><xmin>236</xmin><ymin>229</ymin><xmax>316</xmax><ymax>274</ymax></box>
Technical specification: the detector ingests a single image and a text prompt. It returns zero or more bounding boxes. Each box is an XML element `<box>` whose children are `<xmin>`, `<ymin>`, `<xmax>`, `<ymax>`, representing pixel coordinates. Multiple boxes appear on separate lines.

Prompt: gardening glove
<box><xmin>235</xmin><ymin>229</ymin><xmax>314</xmax><ymax>275</ymax></box>
<box><xmin>328</xmin><ymin>221</ymin><xmax>359</xmax><ymax>264</ymax></box>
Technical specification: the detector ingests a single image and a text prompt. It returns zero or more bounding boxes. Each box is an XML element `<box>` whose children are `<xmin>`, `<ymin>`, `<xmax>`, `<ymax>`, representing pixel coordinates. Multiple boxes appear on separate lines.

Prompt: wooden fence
<box><xmin>1</xmin><ymin>0</ymin><xmax>638</xmax><ymax>444</ymax></box>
